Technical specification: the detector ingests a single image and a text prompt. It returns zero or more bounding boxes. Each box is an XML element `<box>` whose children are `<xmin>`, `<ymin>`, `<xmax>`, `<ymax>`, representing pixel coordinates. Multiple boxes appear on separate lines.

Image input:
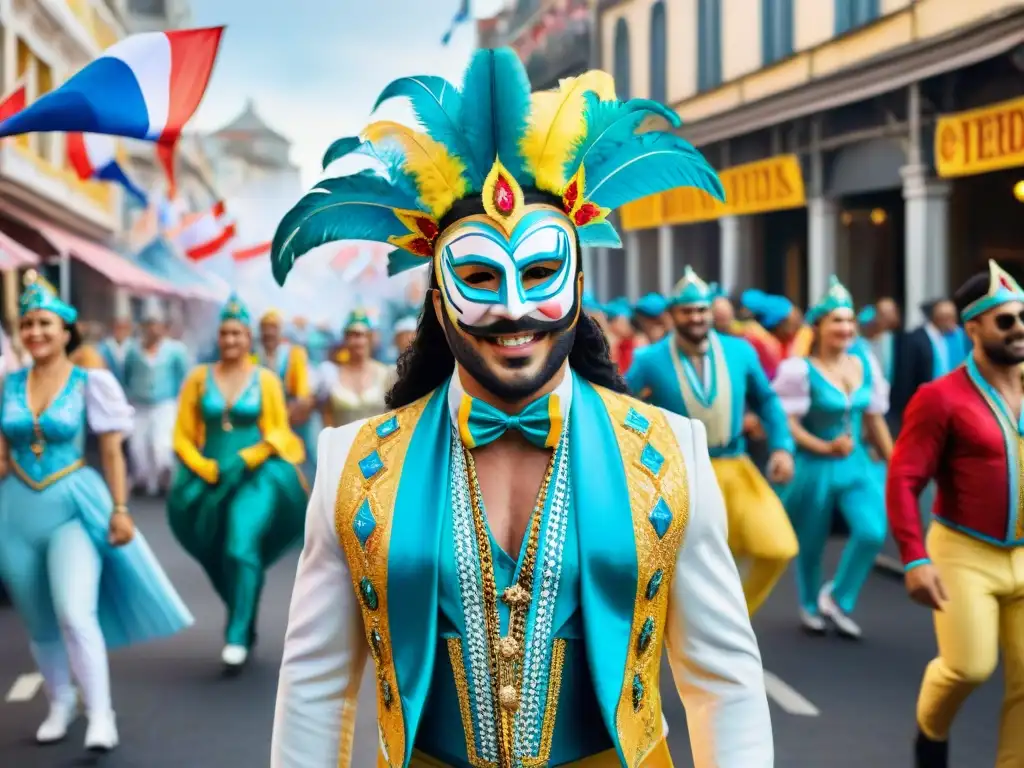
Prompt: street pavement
<box><xmin>0</xmin><ymin>497</ymin><xmax>1003</xmax><ymax>767</ymax></box>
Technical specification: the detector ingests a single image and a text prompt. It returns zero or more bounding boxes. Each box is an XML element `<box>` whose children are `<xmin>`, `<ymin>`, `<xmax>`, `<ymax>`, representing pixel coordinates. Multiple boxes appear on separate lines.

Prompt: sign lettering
<box><xmin>935</xmin><ymin>96</ymin><xmax>1024</xmax><ymax>178</ymax></box>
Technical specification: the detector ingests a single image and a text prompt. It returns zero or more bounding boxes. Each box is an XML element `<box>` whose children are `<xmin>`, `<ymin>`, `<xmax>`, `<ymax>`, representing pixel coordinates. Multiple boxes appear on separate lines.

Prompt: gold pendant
<box><xmin>222</xmin><ymin>414</ymin><xmax>233</xmax><ymax>432</ymax></box>
<box><xmin>30</xmin><ymin>441</ymin><xmax>43</xmax><ymax>458</ymax></box>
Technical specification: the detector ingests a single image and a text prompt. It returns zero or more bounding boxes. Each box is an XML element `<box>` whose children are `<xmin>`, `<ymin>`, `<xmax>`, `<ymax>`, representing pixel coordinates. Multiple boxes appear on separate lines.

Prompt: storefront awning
<box><xmin>132</xmin><ymin>238</ymin><xmax>225</xmax><ymax>302</ymax></box>
<box><xmin>0</xmin><ymin>202</ymin><xmax>178</xmax><ymax>296</ymax></box>
<box><xmin>0</xmin><ymin>229</ymin><xmax>39</xmax><ymax>269</ymax></box>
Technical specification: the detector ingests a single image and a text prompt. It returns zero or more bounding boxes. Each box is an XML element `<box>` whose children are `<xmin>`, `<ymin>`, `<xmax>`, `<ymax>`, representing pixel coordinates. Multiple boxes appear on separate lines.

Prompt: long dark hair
<box><xmin>65</xmin><ymin>322</ymin><xmax>83</xmax><ymax>356</ymax></box>
<box><xmin>386</xmin><ymin>276</ymin><xmax>627</xmax><ymax>408</ymax></box>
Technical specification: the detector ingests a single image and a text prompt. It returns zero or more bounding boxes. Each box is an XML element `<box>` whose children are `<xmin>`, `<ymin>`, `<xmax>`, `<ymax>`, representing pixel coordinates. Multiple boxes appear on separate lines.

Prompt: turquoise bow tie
<box><xmin>457</xmin><ymin>393</ymin><xmax>562</xmax><ymax>449</ymax></box>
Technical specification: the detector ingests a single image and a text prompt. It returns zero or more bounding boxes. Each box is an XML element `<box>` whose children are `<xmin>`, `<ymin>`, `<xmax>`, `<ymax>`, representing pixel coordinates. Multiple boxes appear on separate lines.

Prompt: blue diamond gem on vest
<box><xmin>359</xmin><ymin>450</ymin><xmax>384</xmax><ymax>479</ymax></box>
<box><xmin>380</xmin><ymin>677</ymin><xmax>394</xmax><ymax>709</ymax></box>
<box><xmin>376</xmin><ymin>416</ymin><xmax>399</xmax><ymax>439</ymax></box>
<box><xmin>632</xmin><ymin>673</ymin><xmax>645</xmax><ymax>711</ymax></box>
<box><xmin>640</xmin><ymin>442</ymin><xmax>664</xmax><ymax>475</ymax></box>
<box><xmin>645</xmin><ymin>569</ymin><xmax>664</xmax><ymax>600</ymax></box>
<box><xmin>637</xmin><ymin>616</ymin><xmax>655</xmax><ymax>655</ymax></box>
<box><xmin>623</xmin><ymin>407</ymin><xmax>650</xmax><ymax>435</ymax></box>
<box><xmin>353</xmin><ymin>499</ymin><xmax>377</xmax><ymax>547</ymax></box>
<box><xmin>649</xmin><ymin>498</ymin><xmax>672</xmax><ymax>538</ymax></box>
<box><xmin>359</xmin><ymin>577</ymin><xmax>379</xmax><ymax>611</ymax></box>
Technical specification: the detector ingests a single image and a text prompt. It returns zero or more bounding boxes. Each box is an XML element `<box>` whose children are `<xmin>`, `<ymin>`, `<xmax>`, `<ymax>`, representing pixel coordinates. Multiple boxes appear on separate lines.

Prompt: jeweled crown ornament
<box><xmin>671</xmin><ymin>266</ymin><xmax>712</xmax><ymax>306</ymax></box>
<box><xmin>270</xmin><ymin>48</ymin><xmax>725</xmax><ymax>286</ymax></box>
<box><xmin>806</xmin><ymin>275</ymin><xmax>854</xmax><ymax>324</ymax></box>
<box><xmin>961</xmin><ymin>259</ymin><xmax>1024</xmax><ymax>321</ymax></box>
<box><xmin>19</xmin><ymin>269</ymin><xmax>78</xmax><ymax>324</ymax></box>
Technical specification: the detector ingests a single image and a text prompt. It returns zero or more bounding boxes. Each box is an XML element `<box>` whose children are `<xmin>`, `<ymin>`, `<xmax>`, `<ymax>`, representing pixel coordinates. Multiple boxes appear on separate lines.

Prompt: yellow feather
<box><xmin>519</xmin><ymin>70</ymin><xmax>616</xmax><ymax>194</ymax></box>
<box><xmin>361</xmin><ymin>120</ymin><xmax>469</xmax><ymax>219</ymax></box>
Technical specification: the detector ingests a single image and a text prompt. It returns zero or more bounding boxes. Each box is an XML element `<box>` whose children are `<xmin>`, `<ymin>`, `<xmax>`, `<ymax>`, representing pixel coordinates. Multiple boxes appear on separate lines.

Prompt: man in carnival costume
<box><xmin>625</xmin><ymin>266</ymin><xmax>797</xmax><ymax>615</ymax></box>
<box><xmin>270</xmin><ymin>49</ymin><xmax>771</xmax><ymax>767</ymax></box>
<box><xmin>256</xmin><ymin>309</ymin><xmax>317</xmax><ymax>464</ymax></box>
<box><xmin>887</xmin><ymin>261</ymin><xmax>1024</xmax><ymax>767</ymax></box>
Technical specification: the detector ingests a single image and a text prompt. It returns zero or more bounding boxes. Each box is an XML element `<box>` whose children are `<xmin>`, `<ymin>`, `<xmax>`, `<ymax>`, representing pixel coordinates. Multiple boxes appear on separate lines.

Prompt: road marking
<box><xmin>764</xmin><ymin>671</ymin><xmax>819</xmax><ymax>716</ymax></box>
<box><xmin>6</xmin><ymin>673</ymin><xmax>43</xmax><ymax>703</ymax></box>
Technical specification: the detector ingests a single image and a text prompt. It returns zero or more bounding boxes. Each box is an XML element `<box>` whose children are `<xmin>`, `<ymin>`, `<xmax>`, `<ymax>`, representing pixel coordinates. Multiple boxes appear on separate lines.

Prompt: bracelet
<box><xmin>113</xmin><ymin>504</ymin><xmax>129</xmax><ymax>516</ymax></box>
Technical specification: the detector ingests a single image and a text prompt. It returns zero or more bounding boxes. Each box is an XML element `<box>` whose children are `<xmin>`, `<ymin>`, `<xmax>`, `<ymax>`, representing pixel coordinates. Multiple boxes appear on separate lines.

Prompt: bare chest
<box><xmin>471</xmin><ymin>444</ymin><xmax>552</xmax><ymax>558</ymax></box>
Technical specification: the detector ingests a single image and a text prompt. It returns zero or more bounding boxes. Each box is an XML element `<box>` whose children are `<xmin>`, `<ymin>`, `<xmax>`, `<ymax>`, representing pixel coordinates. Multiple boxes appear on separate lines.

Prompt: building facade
<box><xmin>597</xmin><ymin>0</ymin><xmax>1024</xmax><ymax>324</ymax></box>
<box><xmin>121</xmin><ymin>0</ymin><xmax>190</xmax><ymax>32</ymax></box>
<box><xmin>0</xmin><ymin>0</ymin><xmax>181</xmax><ymax>330</ymax></box>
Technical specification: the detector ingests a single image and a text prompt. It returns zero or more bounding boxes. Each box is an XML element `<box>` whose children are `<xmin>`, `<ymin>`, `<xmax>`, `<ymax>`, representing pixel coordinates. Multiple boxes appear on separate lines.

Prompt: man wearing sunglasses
<box><xmin>886</xmin><ymin>260</ymin><xmax>1024</xmax><ymax>768</ymax></box>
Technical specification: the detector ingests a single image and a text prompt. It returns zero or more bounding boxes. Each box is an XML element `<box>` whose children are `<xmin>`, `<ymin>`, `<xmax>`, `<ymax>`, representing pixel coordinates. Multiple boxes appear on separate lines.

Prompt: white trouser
<box><xmin>31</xmin><ymin>521</ymin><xmax>112</xmax><ymax>716</ymax></box>
<box><xmin>129</xmin><ymin>399</ymin><xmax>177</xmax><ymax>493</ymax></box>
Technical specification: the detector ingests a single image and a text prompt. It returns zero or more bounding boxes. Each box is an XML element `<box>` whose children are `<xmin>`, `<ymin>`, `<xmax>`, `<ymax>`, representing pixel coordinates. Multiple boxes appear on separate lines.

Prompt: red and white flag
<box><xmin>171</xmin><ymin>200</ymin><xmax>235</xmax><ymax>260</ymax></box>
<box><xmin>232</xmin><ymin>240</ymin><xmax>271</xmax><ymax>262</ymax></box>
<box><xmin>0</xmin><ymin>83</ymin><xmax>26</xmax><ymax>124</ymax></box>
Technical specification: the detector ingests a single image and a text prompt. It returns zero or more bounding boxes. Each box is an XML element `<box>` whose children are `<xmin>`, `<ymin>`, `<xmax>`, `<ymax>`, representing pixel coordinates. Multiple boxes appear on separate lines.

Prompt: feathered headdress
<box><xmin>961</xmin><ymin>260</ymin><xmax>1024</xmax><ymax>321</ymax></box>
<box><xmin>806</xmin><ymin>276</ymin><xmax>854</xmax><ymax>325</ymax></box>
<box><xmin>271</xmin><ymin>48</ymin><xmax>724</xmax><ymax>286</ymax></box>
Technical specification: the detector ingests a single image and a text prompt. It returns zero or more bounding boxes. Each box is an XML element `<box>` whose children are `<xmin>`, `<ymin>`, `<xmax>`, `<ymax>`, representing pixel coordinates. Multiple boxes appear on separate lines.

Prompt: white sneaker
<box><xmin>221</xmin><ymin>644</ymin><xmax>248</xmax><ymax>667</ymax></box>
<box><xmin>35</xmin><ymin>697</ymin><xmax>78</xmax><ymax>743</ymax></box>
<box><xmin>799</xmin><ymin>609</ymin><xmax>826</xmax><ymax>634</ymax></box>
<box><xmin>84</xmin><ymin>710</ymin><xmax>118</xmax><ymax>752</ymax></box>
<box><xmin>818</xmin><ymin>582</ymin><xmax>862</xmax><ymax>639</ymax></box>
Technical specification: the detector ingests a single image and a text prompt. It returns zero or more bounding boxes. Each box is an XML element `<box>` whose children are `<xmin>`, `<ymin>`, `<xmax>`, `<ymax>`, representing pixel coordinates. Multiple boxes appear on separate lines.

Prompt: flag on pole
<box><xmin>441</xmin><ymin>0</ymin><xmax>471</xmax><ymax>45</ymax></box>
<box><xmin>0</xmin><ymin>83</ymin><xmax>26</xmax><ymax>124</ymax></box>
<box><xmin>0</xmin><ymin>27</ymin><xmax>223</xmax><ymax>197</ymax></box>
<box><xmin>171</xmin><ymin>201</ymin><xmax>235</xmax><ymax>261</ymax></box>
<box><xmin>66</xmin><ymin>132</ymin><xmax>148</xmax><ymax>207</ymax></box>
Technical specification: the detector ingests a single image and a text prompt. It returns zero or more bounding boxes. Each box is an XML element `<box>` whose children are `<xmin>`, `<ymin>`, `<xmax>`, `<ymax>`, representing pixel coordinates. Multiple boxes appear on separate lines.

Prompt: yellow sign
<box><xmin>620</xmin><ymin>154</ymin><xmax>806</xmax><ymax>231</ymax></box>
<box><xmin>935</xmin><ymin>95</ymin><xmax>1024</xmax><ymax>178</ymax></box>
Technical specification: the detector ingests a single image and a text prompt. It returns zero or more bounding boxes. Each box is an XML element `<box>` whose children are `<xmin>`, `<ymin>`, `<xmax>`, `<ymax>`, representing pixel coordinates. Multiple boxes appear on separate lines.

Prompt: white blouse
<box><xmin>85</xmin><ymin>368</ymin><xmax>134</xmax><ymax>435</ymax></box>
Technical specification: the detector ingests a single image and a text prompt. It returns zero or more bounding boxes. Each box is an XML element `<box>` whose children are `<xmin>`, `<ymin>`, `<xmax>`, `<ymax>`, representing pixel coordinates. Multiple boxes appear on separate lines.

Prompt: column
<box><xmin>657</xmin><ymin>225</ymin><xmax>674</xmax><ymax>295</ymax></box>
<box><xmin>902</xmin><ymin>164</ymin><xmax>951</xmax><ymax>327</ymax></box>
<box><xmin>2</xmin><ymin>27</ymin><xmax>16</xmax><ymax>94</ymax></box>
<box><xmin>113</xmin><ymin>288</ymin><xmax>131</xmax><ymax>319</ymax></box>
<box><xmin>807</xmin><ymin>198</ymin><xmax>838</xmax><ymax>302</ymax></box>
<box><xmin>594</xmin><ymin>247</ymin><xmax>609</xmax><ymax>302</ymax></box>
<box><xmin>719</xmin><ymin>216</ymin><xmax>740</xmax><ymax>293</ymax></box>
<box><xmin>625</xmin><ymin>231</ymin><xmax>641</xmax><ymax>301</ymax></box>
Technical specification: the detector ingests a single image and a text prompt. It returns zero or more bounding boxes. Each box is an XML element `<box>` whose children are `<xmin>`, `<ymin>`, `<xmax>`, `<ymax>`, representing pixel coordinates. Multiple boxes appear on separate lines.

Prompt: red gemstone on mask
<box><xmin>407</xmin><ymin>237</ymin><xmax>433</xmax><ymax>257</ymax></box>
<box><xmin>494</xmin><ymin>175</ymin><xmax>515</xmax><ymax>214</ymax></box>
<box><xmin>574</xmin><ymin>202</ymin><xmax>601</xmax><ymax>226</ymax></box>
<box><xmin>563</xmin><ymin>180</ymin><xmax>579</xmax><ymax>212</ymax></box>
<box><xmin>1001</xmin><ymin>276</ymin><xmax>1015</xmax><ymax>291</ymax></box>
<box><xmin>416</xmin><ymin>217</ymin><xmax>439</xmax><ymax>240</ymax></box>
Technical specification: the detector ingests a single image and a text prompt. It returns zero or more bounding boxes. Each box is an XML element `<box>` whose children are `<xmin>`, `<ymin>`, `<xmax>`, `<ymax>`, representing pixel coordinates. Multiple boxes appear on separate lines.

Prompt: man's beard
<box><xmin>675</xmin><ymin>324</ymin><xmax>708</xmax><ymax>347</ymax></box>
<box><xmin>442</xmin><ymin>311</ymin><xmax>576</xmax><ymax>402</ymax></box>
<box><xmin>982</xmin><ymin>336</ymin><xmax>1024</xmax><ymax>366</ymax></box>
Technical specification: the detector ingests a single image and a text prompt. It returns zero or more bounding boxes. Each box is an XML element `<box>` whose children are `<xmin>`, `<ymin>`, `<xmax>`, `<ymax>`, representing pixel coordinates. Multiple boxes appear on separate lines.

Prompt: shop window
<box><xmin>697</xmin><ymin>0</ymin><xmax>722</xmax><ymax>92</ymax></box>
<box><xmin>761</xmin><ymin>0</ymin><xmax>794</xmax><ymax>66</ymax></box>
<box><xmin>613</xmin><ymin>17</ymin><xmax>631</xmax><ymax>101</ymax></box>
<box><xmin>834</xmin><ymin>0</ymin><xmax>880</xmax><ymax>36</ymax></box>
<box><xmin>649</xmin><ymin>2</ymin><xmax>667</xmax><ymax>103</ymax></box>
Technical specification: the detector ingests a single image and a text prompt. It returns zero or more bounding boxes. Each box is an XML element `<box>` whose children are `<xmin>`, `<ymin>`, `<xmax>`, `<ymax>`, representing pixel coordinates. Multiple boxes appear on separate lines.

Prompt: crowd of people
<box><xmin>0</xmin><ymin>44</ymin><xmax>1019</xmax><ymax>768</ymax></box>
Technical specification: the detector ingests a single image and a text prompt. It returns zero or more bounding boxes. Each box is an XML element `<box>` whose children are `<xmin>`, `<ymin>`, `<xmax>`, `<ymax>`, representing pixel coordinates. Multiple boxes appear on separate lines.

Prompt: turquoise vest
<box><xmin>333</xmin><ymin>374</ymin><xmax>690</xmax><ymax>767</ymax></box>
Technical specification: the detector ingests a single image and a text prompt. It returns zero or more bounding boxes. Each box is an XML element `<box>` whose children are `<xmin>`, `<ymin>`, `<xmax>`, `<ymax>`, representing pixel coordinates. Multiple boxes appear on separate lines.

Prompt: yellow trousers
<box><xmin>409</xmin><ymin>739</ymin><xmax>673</xmax><ymax>767</ymax></box>
<box><xmin>711</xmin><ymin>455</ymin><xmax>799</xmax><ymax>615</ymax></box>
<box><xmin>917</xmin><ymin>524</ymin><xmax>1024</xmax><ymax>766</ymax></box>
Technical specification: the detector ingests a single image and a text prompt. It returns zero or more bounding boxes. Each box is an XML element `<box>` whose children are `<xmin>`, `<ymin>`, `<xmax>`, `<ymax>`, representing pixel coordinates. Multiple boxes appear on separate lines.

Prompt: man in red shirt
<box><xmin>886</xmin><ymin>260</ymin><xmax>1024</xmax><ymax>768</ymax></box>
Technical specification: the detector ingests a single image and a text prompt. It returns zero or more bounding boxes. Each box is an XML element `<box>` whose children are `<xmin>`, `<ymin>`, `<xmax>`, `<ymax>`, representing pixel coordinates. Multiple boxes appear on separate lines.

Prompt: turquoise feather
<box><xmin>386</xmin><ymin>248</ymin><xmax>430</xmax><ymax>276</ymax></box>
<box><xmin>270</xmin><ymin>174</ymin><xmax>423</xmax><ymax>285</ymax></box>
<box><xmin>584</xmin><ymin>132</ymin><xmax>724</xmax><ymax>211</ymax></box>
<box><xmin>577</xmin><ymin>219</ymin><xmax>622</xmax><ymax>248</ymax></box>
<box><xmin>352</xmin><ymin>141</ymin><xmax>421</xmax><ymax>203</ymax></box>
<box><xmin>373</xmin><ymin>75</ymin><xmax>482</xmax><ymax>187</ymax></box>
<box><xmin>458</xmin><ymin>48</ymin><xmax>533</xmax><ymax>186</ymax></box>
<box><xmin>321</xmin><ymin>136</ymin><xmax>362</xmax><ymax>170</ymax></box>
<box><xmin>565</xmin><ymin>94</ymin><xmax>680</xmax><ymax>179</ymax></box>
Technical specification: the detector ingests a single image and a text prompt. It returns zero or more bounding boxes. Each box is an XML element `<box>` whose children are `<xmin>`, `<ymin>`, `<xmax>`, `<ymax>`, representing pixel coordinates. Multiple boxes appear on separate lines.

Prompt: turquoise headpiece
<box><xmin>270</xmin><ymin>47</ymin><xmax>724</xmax><ymax>287</ymax></box>
<box><xmin>857</xmin><ymin>305</ymin><xmax>876</xmax><ymax>326</ymax></box>
<box><xmin>604</xmin><ymin>298</ymin><xmax>632</xmax><ymax>320</ymax></box>
<box><xmin>345</xmin><ymin>309</ymin><xmax>374</xmax><ymax>333</ymax></box>
<box><xmin>220</xmin><ymin>294</ymin><xmax>251</xmax><ymax>326</ymax></box>
<box><xmin>806</xmin><ymin>276</ymin><xmax>855</xmax><ymax>325</ymax></box>
<box><xmin>671</xmin><ymin>266</ymin><xmax>712</xmax><ymax>307</ymax></box>
<box><xmin>961</xmin><ymin>260</ymin><xmax>1024</xmax><ymax>322</ymax></box>
<box><xmin>19</xmin><ymin>271</ymin><xmax>77</xmax><ymax>324</ymax></box>
<box><xmin>740</xmin><ymin>289</ymin><xmax>794</xmax><ymax>330</ymax></box>
<box><xmin>581</xmin><ymin>291</ymin><xmax>601</xmax><ymax>314</ymax></box>
<box><xmin>634</xmin><ymin>292</ymin><xmax>668</xmax><ymax>317</ymax></box>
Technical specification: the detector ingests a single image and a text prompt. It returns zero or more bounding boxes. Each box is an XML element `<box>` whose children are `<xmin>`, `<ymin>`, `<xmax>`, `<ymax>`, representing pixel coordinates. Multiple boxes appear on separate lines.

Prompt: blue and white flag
<box><xmin>441</xmin><ymin>0</ymin><xmax>471</xmax><ymax>45</ymax></box>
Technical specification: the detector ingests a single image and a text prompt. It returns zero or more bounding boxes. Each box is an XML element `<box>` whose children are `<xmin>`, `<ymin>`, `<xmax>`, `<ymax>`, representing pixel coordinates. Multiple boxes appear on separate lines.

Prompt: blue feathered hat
<box><xmin>740</xmin><ymin>289</ymin><xmax>794</xmax><ymax>331</ymax></box>
<box><xmin>270</xmin><ymin>48</ymin><xmax>724</xmax><ymax>286</ymax></box>
<box><xmin>806</xmin><ymin>276</ymin><xmax>855</xmax><ymax>325</ymax></box>
<box><xmin>19</xmin><ymin>270</ymin><xmax>77</xmax><ymax>324</ymax></box>
<box><xmin>634</xmin><ymin>292</ymin><xmax>668</xmax><ymax>317</ymax></box>
<box><xmin>604</xmin><ymin>298</ymin><xmax>632</xmax><ymax>320</ymax></box>
<box><xmin>581</xmin><ymin>291</ymin><xmax>601</xmax><ymax>314</ymax></box>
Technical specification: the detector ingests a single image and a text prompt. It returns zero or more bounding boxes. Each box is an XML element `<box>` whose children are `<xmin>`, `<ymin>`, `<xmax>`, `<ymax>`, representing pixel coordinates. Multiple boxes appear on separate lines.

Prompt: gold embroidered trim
<box><xmin>967</xmin><ymin>380</ymin><xmax>1024</xmax><ymax>542</ymax></box>
<box><xmin>596</xmin><ymin>389</ymin><xmax>690</xmax><ymax>766</ymax></box>
<box><xmin>446</xmin><ymin>637</ymin><xmax>497</xmax><ymax>768</ymax></box>
<box><xmin>523</xmin><ymin>638</ymin><xmax>567</xmax><ymax>768</ymax></box>
<box><xmin>334</xmin><ymin>394</ymin><xmax>432</xmax><ymax>767</ymax></box>
<box><xmin>10</xmin><ymin>459</ymin><xmax>84</xmax><ymax>491</ymax></box>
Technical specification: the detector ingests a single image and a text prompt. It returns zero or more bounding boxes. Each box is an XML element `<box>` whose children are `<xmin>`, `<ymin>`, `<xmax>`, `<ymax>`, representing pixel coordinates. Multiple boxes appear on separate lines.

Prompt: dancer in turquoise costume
<box><xmin>773</xmin><ymin>276</ymin><xmax>894</xmax><ymax>639</ymax></box>
<box><xmin>270</xmin><ymin>49</ymin><xmax>771</xmax><ymax>768</ymax></box>
<box><xmin>633</xmin><ymin>292</ymin><xmax>669</xmax><ymax>343</ymax></box>
<box><xmin>0</xmin><ymin>273</ymin><xmax>192</xmax><ymax>752</ymax></box>
<box><xmin>168</xmin><ymin>295</ymin><xmax>307</xmax><ymax>671</ymax></box>
<box><xmin>625</xmin><ymin>266</ymin><xmax>798</xmax><ymax>616</ymax></box>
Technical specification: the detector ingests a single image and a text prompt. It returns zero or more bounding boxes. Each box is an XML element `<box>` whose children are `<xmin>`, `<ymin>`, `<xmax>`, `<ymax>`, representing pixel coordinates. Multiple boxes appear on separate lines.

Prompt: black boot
<box><xmin>914</xmin><ymin>730</ymin><xmax>948</xmax><ymax>768</ymax></box>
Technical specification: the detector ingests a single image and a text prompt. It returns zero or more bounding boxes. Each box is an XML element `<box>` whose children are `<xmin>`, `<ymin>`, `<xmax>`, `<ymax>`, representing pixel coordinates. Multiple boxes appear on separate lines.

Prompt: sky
<box><xmin>190</xmin><ymin>0</ymin><xmax>505</xmax><ymax>188</ymax></box>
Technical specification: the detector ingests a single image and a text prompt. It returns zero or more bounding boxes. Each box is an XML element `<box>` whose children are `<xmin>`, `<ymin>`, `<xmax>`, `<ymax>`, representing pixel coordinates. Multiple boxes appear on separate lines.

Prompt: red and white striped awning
<box><xmin>0</xmin><ymin>229</ymin><xmax>39</xmax><ymax>270</ymax></box>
